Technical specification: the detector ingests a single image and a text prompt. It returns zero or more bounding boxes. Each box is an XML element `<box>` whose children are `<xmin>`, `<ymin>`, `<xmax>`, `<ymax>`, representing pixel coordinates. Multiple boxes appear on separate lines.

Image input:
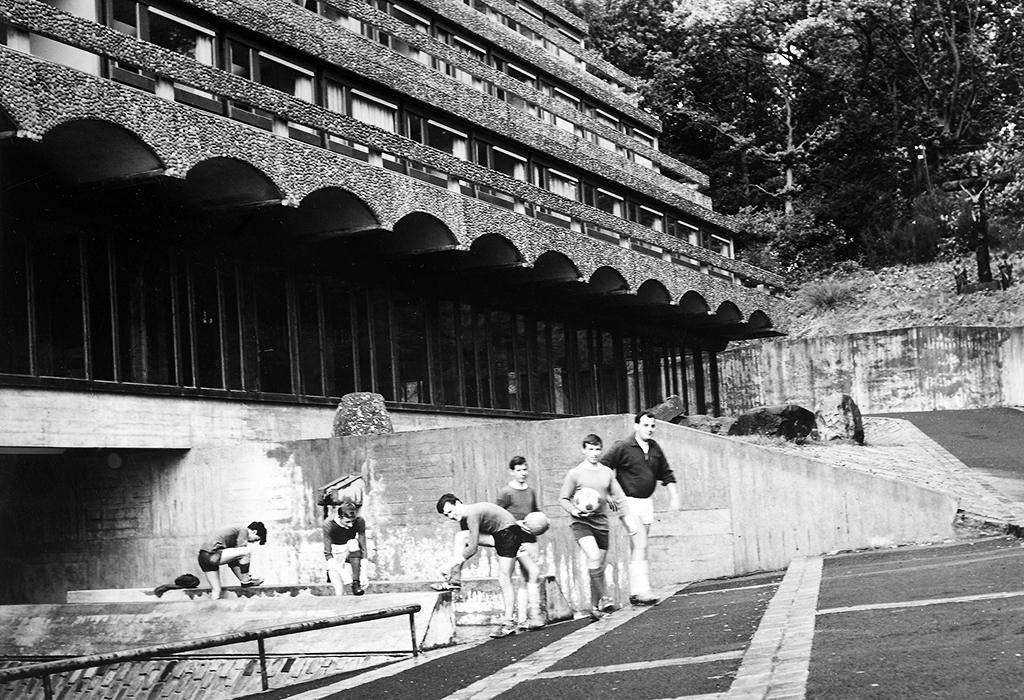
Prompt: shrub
<box><xmin>797</xmin><ymin>278</ymin><xmax>858</xmax><ymax>311</ymax></box>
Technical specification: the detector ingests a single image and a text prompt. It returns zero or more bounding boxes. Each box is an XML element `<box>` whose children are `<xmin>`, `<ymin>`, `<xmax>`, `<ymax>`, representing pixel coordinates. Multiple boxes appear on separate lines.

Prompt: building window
<box><xmin>351</xmin><ymin>89</ymin><xmax>397</xmax><ymax>132</ymax></box>
<box><xmin>408</xmin><ymin>114</ymin><xmax>468</xmax><ymax>160</ymax></box>
<box><xmin>535</xmin><ymin>165</ymin><xmax>579</xmax><ymax>201</ymax></box>
<box><xmin>627</xmin><ymin>202</ymin><xmax>664</xmax><ymax>232</ymax></box>
<box><xmin>390</xmin><ymin>4</ymin><xmax>432</xmax><ymax>65</ymax></box>
<box><xmin>583</xmin><ymin>184</ymin><xmax>623</xmax><ymax>217</ymax></box>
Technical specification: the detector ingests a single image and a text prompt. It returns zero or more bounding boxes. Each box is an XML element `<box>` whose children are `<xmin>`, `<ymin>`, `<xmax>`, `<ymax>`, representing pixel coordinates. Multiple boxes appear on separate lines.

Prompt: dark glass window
<box><xmin>0</xmin><ymin>229</ymin><xmax>31</xmax><ymax>375</ymax></box>
<box><xmin>437</xmin><ymin>300</ymin><xmax>460</xmax><ymax>405</ymax></box>
<box><xmin>191</xmin><ymin>261</ymin><xmax>223</xmax><ymax>389</ymax></box>
<box><xmin>322</xmin><ymin>281</ymin><xmax>355</xmax><ymax>397</ymax></box>
<box><xmin>370</xmin><ymin>292</ymin><xmax>394</xmax><ymax>400</ymax></box>
<box><xmin>297</xmin><ymin>278</ymin><xmax>323</xmax><ymax>396</ymax></box>
<box><xmin>392</xmin><ymin>292</ymin><xmax>429</xmax><ymax>403</ymax></box>
<box><xmin>85</xmin><ymin>234</ymin><xmax>115</xmax><ymax>382</ymax></box>
<box><xmin>253</xmin><ymin>268</ymin><xmax>291</xmax><ymax>393</ymax></box>
<box><xmin>114</xmin><ymin>236</ymin><xmax>175</xmax><ymax>385</ymax></box>
<box><xmin>33</xmin><ymin>231</ymin><xmax>85</xmax><ymax>379</ymax></box>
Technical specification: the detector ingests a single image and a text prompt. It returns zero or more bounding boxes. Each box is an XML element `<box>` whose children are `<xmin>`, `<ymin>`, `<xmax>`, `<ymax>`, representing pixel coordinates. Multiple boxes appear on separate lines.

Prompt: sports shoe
<box><xmin>589</xmin><ymin>608</ymin><xmax>607</xmax><ymax>622</ymax></box>
<box><xmin>629</xmin><ymin>593</ymin><xmax>657</xmax><ymax>606</ymax></box>
<box><xmin>598</xmin><ymin>597</ymin><xmax>616</xmax><ymax>613</ymax></box>
<box><xmin>429</xmin><ymin>581</ymin><xmax>461</xmax><ymax>591</ymax></box>
<box><xmin>490</xmin><ymin>624</ymin><xmax>518</xmax><ymax>638</ymax></box>
<box><xmin>522</xmin><ymin>618</ymin><xmax>546</xmax><ymax>630</ymax></box>
<box><xmin>240</xmin><ymin>576</ymin><xmax>264</xmax><ymax>588</ymax></box>
<box><xmin>351</xmin><ymin>582</ymin><xmax>365</xmax><ymax>596</ymax></box>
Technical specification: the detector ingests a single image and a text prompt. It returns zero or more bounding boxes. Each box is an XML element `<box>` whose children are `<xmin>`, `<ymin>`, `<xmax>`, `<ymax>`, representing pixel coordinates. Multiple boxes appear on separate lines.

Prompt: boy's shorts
<box><xmin>198</xmin><ymin>549</ymin><xmax>223</xmax><ymax>572</ymax></box>
<box><xmin>492</xmin><ymin>525</ymin><xmax>525</xmax><ymax>557</ymax></box>
<box><xmin>626</xmin><ymin>496</ymin><xmax>655</xmax><ymax>525</ymax></box>
<box><xmin>570</xmin><ymin>520</ymin><xmax>609</xmax><ymax>550</ymax></box>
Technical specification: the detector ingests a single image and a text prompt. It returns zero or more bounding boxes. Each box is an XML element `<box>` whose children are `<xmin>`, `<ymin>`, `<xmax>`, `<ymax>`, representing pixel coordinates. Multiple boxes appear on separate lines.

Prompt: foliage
<box><xmin>795</xmin><ymin>278</ymin><xmax>859</xmax><ymax>312</ymax></box>
<box><xmin>575</xmin><ymin>0</ymin><xmax>1024</xmax><ymax>277</ymax></box>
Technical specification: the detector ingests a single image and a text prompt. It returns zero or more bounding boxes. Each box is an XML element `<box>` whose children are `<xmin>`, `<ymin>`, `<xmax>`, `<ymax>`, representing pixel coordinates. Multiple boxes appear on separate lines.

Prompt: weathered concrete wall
<box><xmin>0</xmin><ymin>387</ymin><xmax>523</xmax><ymax>449</ymax></box>
<box><xmin>0</xmin><ymin>416</ymin><xmax>956</xmax><ymax>609</ymax></box>
<box><xmin>719</xmin><ymin>326</ymin><xmax>1024</xmax><ymax>414</ymax></box>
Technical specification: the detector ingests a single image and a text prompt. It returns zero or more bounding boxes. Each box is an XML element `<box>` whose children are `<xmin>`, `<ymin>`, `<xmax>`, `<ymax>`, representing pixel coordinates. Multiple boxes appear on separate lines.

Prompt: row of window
<box><xmin>288</xmin><ymin>0</ymin><xmax>655</xmax><ymax>162</ymax></box>
<box><xmin>0</xmin><ymin>225</ymin><xmax>716</xmax><ymax>417</ymax></box>
<box><xmin>98</xmin><ymin>1</ymin><xmax>731</xmax><ymax>256</ymax></box>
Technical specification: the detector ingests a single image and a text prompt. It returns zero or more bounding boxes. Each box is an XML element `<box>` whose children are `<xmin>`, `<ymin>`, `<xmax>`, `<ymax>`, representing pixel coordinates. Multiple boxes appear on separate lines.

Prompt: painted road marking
<box><xmin>817</xmin><ymin>589</ymin><xmax>1024</xmax><ymax>615</ymax></box>
<box><xmin>729</xmin><ymin>556</ymin><xmax>823</xmax><ymax>700</ymax></box>
<box><xmin>441</xmin><ymin>583</ymin><xmax>682</xmax><ymax>700</ymax></box>
<box><xmin>824</xmin><ymin>549</ymin><xmax>1024</xmax><ymax>581</ymax></box>
<box><xmin>528</xmin><ymin>649</ymin><xmax>745</xmax><ymax>680</ymax></box>
<box><xmin>678</xmin><ymin>582</ymin><xmax>779</xmax><ymax>596</ymax></box>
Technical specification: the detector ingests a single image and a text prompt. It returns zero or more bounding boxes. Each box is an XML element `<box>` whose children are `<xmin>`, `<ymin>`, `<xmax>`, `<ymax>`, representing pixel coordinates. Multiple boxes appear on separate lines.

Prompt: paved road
<box><xmin>262</xmin><ymin>538</ymin><xmax>1023</xmax><ymax>699</ymax></box>
<box><xmin>256</xmin><ymin>409</ymin><xmax>1024</xmax><ymax>700</ymax></box>
<box><xmin>879</xmin><ymin>408</ymin><xmax>1024</xmax><ymax>502</ymax></box>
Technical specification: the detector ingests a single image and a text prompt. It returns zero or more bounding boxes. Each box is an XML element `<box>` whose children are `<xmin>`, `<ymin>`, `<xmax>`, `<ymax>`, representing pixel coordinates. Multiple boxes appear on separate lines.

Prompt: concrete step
<box><xmin>1</xmin><ymin>591</ymin><xmax>454</xmax><ymax>657</ymax></box>
<box><xmin>68</xmin><ymin>575</ymin><xmax>574</xmax><ymax>627</ymax></box>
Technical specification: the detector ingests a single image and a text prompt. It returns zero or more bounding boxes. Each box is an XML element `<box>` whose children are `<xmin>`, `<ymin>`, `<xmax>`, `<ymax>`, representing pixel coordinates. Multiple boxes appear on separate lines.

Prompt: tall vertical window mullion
<box><xmin>349</xmin><ymin>288</ymin><xmax>363</xmax><ymax>391</ymax></box>
<box><xmin>387</xmin><ymin>294</ymin><xmax>399</xmax><ymax>401</ymax></box>
<box><xmin>287</xmin><ymin>275</ymin><xmax>302</xmax><ymax>395</ymax></box>
<box><xmin>364</xmin><ymin>289</ymin><xmax>378</xmax><ymax>394</ymax></box>
<box><xmin>483</xmin><ymin>310</ymin><xmax>496</xmax><ymax>408</ymax></box>
<box><xmin>522</xmin><ymin>315</ymin><xmax>536</xmax><ymax>413</ymax></box>
<box><xmin>563</xmin><ymin>324</ymin><xmax>578</xmax><ymax>415</ymax></box>
<box><xmin>216</xmin><ymin>259</ymin><xmax>229</xmax><ymax>390</ymax></box>
<box><xmin>692</xmin><ymin>347</ymin><xmax>706</xmax><ymax>414</ymax></box>
<box><xmin>168</xmin><ymin>254</ymin><xmax>183</xmax><ymax>386</ymax></box>
<box><xmin>593</xmin><ymin>328</ymin><xmax>604</xmax><ymax>412</ymax></box>
<box><xmin>79</xmin><ymin>235</ymin><xmax>93</xmax><ymax>380</ymax></box>
<box><xmin>679</xmin><ymin>342</ymin><xmax>690</xmax><ymax>415</ymax></box>
<box><xmin>423</xmin><ymin>298</ymin><xmax>438</xmax><ymax>406</ymax></box>
<box><xmin>317</xmin><ymin>281</ymin><xmax>328</xmax><ymax>397</ymax></box>
<box><xmin>708</xmin><ymin>350</ymin><xmax>720</xmax><ymax>417</ymax></box>
<box><xmin>184</xmin><ymin>263</ymin><xmax>199</xmax><ymax>388</ymax></box>
<box><xmin>24</xmin><ymin>235</ymin><xmax>38</xmax><ymax>377</ymax></box>
<box><xmin>629</xmin><ymin>335</ymin><xmax>641</xmax><ymax>412</ymax></box>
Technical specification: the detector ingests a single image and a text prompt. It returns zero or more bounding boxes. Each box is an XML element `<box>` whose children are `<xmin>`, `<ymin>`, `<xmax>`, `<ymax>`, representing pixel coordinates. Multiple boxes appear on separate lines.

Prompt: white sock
<box><xmin>629</xmin><ymin>560</ymin><xmax>651</xmax><ymax>596</ymax></box>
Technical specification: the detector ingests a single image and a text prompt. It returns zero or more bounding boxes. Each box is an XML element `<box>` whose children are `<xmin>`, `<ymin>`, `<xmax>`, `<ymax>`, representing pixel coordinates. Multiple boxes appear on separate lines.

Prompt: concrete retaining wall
<box><xmin>0</xmin><ymin>386</ymin><xmax>523</xmax><ymax>449</ymax></box>
<box><xmin>719</xmin><ymin>326</ymin><xmax>1024</xmax><ymax>414</ymax></box>
<box><xmin>0</xmin><ymin>416</ymin><xmax>956</xmax><ymax>609</ymax></box>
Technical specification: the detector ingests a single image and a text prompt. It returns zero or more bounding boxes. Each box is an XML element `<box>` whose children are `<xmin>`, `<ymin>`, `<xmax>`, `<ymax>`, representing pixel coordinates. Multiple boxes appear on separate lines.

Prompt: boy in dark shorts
<box><xmin>495</xmin><ymin>456</ymin><xmax>543</xmax><ymax>627</ymax></box>
<box><xmin>559</xmin><ymin>434</ymin><xmax>636</xmax><ymax>620</ymax></box>
<box><xmin>434</xmin><ymin>493</ymin><xmax>542</xmax><ymax>638</ymax></box>
<box><xmin>322</xmin><ymin>497</ymin><xmax>367</xmax><ymax>596</ymax></box>
<box><xmin>197</xmin><ymin>521</ymin><xmax>267</xmax><ymax>599</ymax></box>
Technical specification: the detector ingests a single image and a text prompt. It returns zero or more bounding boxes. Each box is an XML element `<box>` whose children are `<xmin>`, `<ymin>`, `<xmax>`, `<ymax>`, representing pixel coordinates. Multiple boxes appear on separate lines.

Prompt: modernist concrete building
<box><xmin>0</xmin><ymin>0</ymin><xmax>784</xmax><ymax>600</ymax></box>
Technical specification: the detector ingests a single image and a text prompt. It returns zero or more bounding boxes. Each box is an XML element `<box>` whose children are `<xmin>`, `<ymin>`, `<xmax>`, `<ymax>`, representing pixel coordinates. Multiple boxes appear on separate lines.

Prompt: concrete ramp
<box><xmin>2</xmin><ymin>591</ymin><xmax>454</xmax><ymax>657</ymax></box>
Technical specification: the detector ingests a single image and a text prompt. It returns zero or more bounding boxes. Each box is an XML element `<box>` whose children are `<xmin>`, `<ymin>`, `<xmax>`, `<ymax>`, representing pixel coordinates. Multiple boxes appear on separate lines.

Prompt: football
<box><xmin>572</xmin><ymin>487</ymin><xmax>602</xmax><ymax>514</ymax></box>
<box><xmin>522</xmin><ymin>511</ymin><xmax>550</xmax><ymax>535</ymax></box>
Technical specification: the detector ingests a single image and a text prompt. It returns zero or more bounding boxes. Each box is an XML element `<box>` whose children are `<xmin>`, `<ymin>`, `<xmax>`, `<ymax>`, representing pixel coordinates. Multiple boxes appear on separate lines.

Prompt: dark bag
<box><xmin>174</xmin><ymin>573</ymin><xmax>200</xmax><ymax>588</ymax></box>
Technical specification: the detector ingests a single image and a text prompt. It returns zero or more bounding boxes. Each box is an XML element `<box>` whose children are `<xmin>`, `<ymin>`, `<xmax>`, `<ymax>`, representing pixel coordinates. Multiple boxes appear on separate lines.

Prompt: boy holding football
<box><xmin>559</xmin><ymin>434</ymin><xmax>636</xmax><ymax>620</ymax></box>
<box><xmin>494</xmin><ymin>456</ymin><xmax>544</xmax><ymax>627</ymax></box>
<box><xmin>433</xmin><ymin>494</ymin><xmax>545</xmax><ymax>638</ymax></box>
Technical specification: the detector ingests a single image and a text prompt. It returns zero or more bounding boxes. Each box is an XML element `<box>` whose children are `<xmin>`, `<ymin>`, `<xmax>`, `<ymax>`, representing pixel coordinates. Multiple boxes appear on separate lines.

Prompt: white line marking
<box><xmin>678</xmin><ymin>582</ymin><xmax>779</xmax><ymax>596</ymax></box>
<box><xmin>818</xmin><ymin>590</ymin><xmax>1024</xmax><ymax>615</ymax></box>
<box><xmin>441</xmin><ymin>583</ymin><xmax>681</xmax><ymax>700</ymax></box>
<box><xmin>825</xmin><ymin>550</ymin><xmax>1024</xmax><ymax>581</ymax></box>
<box><xmin>529</xmin><ymin>649</ymin><xmax>745</xmax><ymax>680</ymax></box>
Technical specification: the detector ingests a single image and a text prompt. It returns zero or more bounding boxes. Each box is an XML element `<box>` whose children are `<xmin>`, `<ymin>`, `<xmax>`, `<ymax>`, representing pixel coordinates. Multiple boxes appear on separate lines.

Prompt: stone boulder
<box><xmin>814</xmin><ymin>392</ymin><xmax>864</xmax><ymax>445</ymax></box>
<box><xmin>727</xmin><ymin>404</ymin><xmax>816</xmax><ymax>441</ymax></box>
<box><xmin>332</xmin><ymin>392</ymin><xmax>394</xmax><ymax>437</ymax></box>
<box><xmin>678</xmin><ymin>414</ymin><xmax>737</xmax><ymax>435</ymax></box>
<box><xmin>647</xmin><ymin>395</ymin><xmax>687</xmax><ymax>423</ymax></box>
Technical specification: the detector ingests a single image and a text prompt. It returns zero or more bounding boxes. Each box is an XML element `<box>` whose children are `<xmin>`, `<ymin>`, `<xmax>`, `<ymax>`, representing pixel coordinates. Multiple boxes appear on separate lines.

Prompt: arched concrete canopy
<box><xmin>714</xmin><ymin>301</ymin><xmax>743</xmax><ymax>323</ymax></box>
<box><xmin>747</xmin><ymin>310</ymin><xmax>773</xmax><ymax>331</ymax></box>
<box><xmin>291</xmin><ymin>186</ymin><xmax>381</xmax><ymax>241</ymax></box>
<box><xmin>40</xmin><ymin>119</ymin><xmax>162</xmax><ymax>185</ymax></box>
<box><xmin>383</xmin><ymin>211</ymin><xmax>459</xmax><ymax>255</ymax></box>
<box><xmin>467</xmin><ymin>233</ymin><xmax>524</xmax><ymax>267</ymax></box>
<box><xmin>636</xmin><ymin>279</ymin><xmax>672</xmax><ymax>305</ymax></box>
<box><xmin>679</xmin><ymin>290</ymin><xmax>711</xmax><ymax>315</ymax></box>
<box><xmin>184</xmin><ymin>157</ymin><xmax>282</xmax><ymax>209</ymax></box>
<box><xmin>589</xmin><ymin>266</ymin><xmax>630</xmax><ymax>295</ymax></box>
<box><xmin>531</xmin><ymin>251</ymin><xmax>582</xmax><ymax>282</ymax></box>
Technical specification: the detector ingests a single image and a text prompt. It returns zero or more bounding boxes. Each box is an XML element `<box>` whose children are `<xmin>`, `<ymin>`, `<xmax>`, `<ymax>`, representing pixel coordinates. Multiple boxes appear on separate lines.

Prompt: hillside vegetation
<box><xmin>782</xmin><ymin>252</ymin><xmax>1024</xmax><ymax>339</ymax></box>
